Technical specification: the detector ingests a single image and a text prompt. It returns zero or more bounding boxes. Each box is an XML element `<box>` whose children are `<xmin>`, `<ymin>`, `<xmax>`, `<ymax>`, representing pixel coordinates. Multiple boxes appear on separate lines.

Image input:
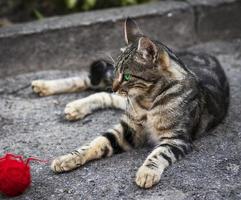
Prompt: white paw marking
<box><xmin>64</xmin><ymin>101</ymin><xmax>90</xmax><ymax>121</ymax></box>
<box><xmin>51</xmin><ymin>153</ymin><xmax>85</xmax><ymax>173</ymax></box>
<box><xmin>31</xmin><ymin>80</ymin><xmax>51</xmax><ymax>96</ymax></box>
<box><xmin>135</xmin><ymin>166</ymin><xmax>161</xmax><ymax>188</ymax></box>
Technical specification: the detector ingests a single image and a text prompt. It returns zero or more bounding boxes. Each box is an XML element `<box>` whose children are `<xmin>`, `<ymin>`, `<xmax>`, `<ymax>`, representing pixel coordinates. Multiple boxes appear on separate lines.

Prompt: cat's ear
<box><xmin>137</xmin><ymin>37</ymin><xmax>158</xmax><ymax>61</ymax></box>
<box><xmin>137</xmin><ymin>37</ymin><xmax>170</xmax><ymax>68</ymax></box>
<box><xmin>124</xmin><ymin>18</ymin><xmax>142</xmax><ymax>45</ymax></box>
<box><xmin>159</xmin><ymin>49</ymin><xmax>170</xmax><ymax>69</ymax></box>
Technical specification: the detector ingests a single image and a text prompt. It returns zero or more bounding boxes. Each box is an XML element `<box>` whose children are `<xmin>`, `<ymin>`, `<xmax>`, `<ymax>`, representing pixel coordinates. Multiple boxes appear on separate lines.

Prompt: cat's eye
<box><xmin>123</xmin><ymin>73</ymin><xmax>131</xmax><ymax>81</ymax></box>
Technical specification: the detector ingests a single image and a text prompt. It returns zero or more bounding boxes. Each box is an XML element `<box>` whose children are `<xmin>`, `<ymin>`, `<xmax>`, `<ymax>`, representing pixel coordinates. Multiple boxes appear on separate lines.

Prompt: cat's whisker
<box><xmin>127</xmin><ymin>96</ymin><xmax>137</xmax><ymax>114</ymax></box>
<box><xmin>105</xmin><ymin>53</ymin><xmax>116</xmax><ymax>66</ymax></box>
<box><xmin>124</xmin><ymin>96</ymin><xmax>132</xmax><ymax>123</ymax></box>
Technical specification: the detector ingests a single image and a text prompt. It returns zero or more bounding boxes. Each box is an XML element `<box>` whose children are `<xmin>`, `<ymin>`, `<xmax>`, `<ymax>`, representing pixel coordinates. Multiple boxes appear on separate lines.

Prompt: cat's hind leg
<box><xmin>32</xmin><ymin>75</ymin><xmax>90</xmax><ymax>96</ymax></box>
<box><xmin>32</xmin><ymin>60</ymin><xmax>114</xmax><ymax>96</ymax></box>
<box><xmin>65</xmin><ymin>92</ymin><xmax>127</xmax><ymax>120</ymax></box>
<box><xmin>51</xmin><ymin>116</ymin><xmax>144</xmax><ymax>172</ymax></box>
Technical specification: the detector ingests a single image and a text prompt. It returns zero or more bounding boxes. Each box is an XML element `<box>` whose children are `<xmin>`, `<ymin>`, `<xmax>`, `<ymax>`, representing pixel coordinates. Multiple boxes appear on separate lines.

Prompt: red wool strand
<box><xmin>0</xmin><ymin>153</ymin><xmax>46</xmax><ymax>197</ymax></box>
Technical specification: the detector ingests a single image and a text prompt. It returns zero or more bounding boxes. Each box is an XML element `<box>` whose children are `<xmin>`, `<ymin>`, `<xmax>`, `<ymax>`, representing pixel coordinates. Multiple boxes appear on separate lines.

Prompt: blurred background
<box><xmin>0</xmin><ymin>0</ymin><xmax>155</xmax><ymax>27</ymax></box>
<box><xmin>0</xmin><ymin>0</ymin><xmax>240</xmax><ymax>77</ymax></box>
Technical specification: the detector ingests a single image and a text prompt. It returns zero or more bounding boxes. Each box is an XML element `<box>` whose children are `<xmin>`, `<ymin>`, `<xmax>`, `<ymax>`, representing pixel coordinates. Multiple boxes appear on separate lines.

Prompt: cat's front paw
<box><xmin>51</xmin><ymin>153</ymin><xmax>85</xmax><ymax>173</ymax></box>
<box><xmin>64</xmin><ymin>101</ymin><xmax>90</xmax><ymax>121</ymax></box>
<box><xmin>135</xmin><ymin>166</ymin><xmax>161</xmax><ymax>188</ymax></box>
<box><xmin>31</xmin><ymin>80</ymin><xmax>51</xmax><ymax>96</ymax></box>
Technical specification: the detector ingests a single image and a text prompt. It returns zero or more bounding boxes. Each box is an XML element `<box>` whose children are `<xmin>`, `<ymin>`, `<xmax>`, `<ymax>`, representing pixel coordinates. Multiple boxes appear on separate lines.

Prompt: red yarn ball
<box><xmin>0</xmin><ymin>154</ymin><xmax>32</xmax><ymax>197</ymax></box>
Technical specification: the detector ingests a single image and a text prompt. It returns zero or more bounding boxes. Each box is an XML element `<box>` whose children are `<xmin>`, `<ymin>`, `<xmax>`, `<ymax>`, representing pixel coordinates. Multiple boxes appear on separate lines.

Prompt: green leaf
<box><xmin>33</xmin><ymin>9</ymin><xmax>44</xmax><ymax>20</ymax></box>
<box><xmin>82</xmin><ymin>0</ymin><xmax>96</xmax><ymax>11</ymax></box>
<box><xmin>65</xmin><ymin>0</ymin><xmax>78</xmax><ymax>9</ymax></box>
<box><xmin>121</xmin><ymin>0</ymin><xmax>137</xmax><ymax>6</ymax></box>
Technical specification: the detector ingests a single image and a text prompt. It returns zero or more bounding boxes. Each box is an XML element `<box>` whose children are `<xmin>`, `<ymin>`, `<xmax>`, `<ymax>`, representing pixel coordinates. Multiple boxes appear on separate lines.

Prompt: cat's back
<box><xmin>177</xmin><ymin>52</ymin><xmax>229</xmax><ymax>131</ymax></box>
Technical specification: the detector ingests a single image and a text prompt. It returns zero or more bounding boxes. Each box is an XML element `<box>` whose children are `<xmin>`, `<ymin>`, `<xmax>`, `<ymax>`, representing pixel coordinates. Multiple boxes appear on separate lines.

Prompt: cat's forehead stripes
<box><xmin>115</xmin><ymin>45</ymin><xmax>137</xmax><ymax>73</ymax></box>
<box><xmin>115</xmin><ymin>40</ymin><xmax>189</xmax><ymax>74</ymax></box>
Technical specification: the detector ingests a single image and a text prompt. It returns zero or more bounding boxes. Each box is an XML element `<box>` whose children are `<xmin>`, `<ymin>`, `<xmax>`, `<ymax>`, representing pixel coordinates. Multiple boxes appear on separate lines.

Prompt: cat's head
<box><xmin>113</xmin><ymin>18</ymin><xmax>171</xmax><ymax>98</ymax></box>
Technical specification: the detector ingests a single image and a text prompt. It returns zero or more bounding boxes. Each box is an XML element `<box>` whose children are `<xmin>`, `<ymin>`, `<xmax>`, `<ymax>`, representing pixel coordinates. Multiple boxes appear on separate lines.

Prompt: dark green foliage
<box><xmin>0</xmin><ymin>0</ymin><xmax>152</xmax><ymax>23</ymax></box>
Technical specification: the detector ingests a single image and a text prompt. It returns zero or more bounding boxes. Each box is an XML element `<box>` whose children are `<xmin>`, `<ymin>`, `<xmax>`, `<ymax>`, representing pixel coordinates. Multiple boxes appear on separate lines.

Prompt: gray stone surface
<box><xmin>0</xmin><ymin>1</ymin><xmax>195</xmax><ymax>78</ymax></box>
<box><xmin>0</xmin><ymin>1</ymin><xmax>189</xmax><ymax>38</ymax></box>
<box><xmin>0</xmin><ymin>0</ymin><xmax>240</xmax><ymax>78</ymax></box>
<box><xmin>186</xmin><ymin>0</ymin><xmax>237</xmax><ymax>6</ymax></box>
<box><xmin>0</xmin><ymin>39</ymin><xmax>241</xmax><ymax>199</ymax></box>
<box><xmin>192</xmin><ymin>0</ymin><xmax>241</xmax><ymax>41</ymax></box>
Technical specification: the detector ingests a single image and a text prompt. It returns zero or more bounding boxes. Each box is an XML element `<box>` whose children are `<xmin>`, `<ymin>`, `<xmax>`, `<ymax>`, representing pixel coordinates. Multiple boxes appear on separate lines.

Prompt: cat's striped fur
<box><xmin>32</xmin><ymin>18</ymin><xmax>229</xmax><ymax>188</ymax></box>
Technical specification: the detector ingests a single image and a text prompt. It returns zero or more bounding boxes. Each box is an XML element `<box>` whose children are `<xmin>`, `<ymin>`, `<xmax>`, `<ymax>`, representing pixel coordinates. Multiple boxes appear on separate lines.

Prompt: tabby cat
<box><xmin>32</xmin><ymin>18</ymin><xmax>229</xmax><ymax>188</ymax></box>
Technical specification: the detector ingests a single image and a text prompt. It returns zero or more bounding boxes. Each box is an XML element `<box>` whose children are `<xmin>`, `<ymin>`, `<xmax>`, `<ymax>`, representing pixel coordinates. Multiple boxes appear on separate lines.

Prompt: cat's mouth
<box><xmin>112</xmin><ymin>78</ymin><xmax>128</xmax><ymax>96</ymax></box>
<box><xmin>116</xmin><ymin>89</ymin><xmax>128</xmax><ymax>97</ymax></box>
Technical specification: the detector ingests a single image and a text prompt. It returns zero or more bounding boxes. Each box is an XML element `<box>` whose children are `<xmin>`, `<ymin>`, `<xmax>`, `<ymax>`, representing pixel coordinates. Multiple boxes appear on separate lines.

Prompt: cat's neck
<box><xmin>160</xmin><ymin>59</ymin><xmax>187</xmax><ymax>81</ymax></box>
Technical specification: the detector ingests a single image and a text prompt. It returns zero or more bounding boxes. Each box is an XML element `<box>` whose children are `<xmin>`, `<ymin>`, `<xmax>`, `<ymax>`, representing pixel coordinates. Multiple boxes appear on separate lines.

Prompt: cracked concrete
<box><xmin>0</xmin><ymin>39</ymin><xmax>241</xmax><ymax>199</ymax></box>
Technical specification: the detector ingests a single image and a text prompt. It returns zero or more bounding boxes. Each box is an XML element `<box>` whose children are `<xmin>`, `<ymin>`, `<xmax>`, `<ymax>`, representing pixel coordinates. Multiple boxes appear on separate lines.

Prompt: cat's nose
<box><xmin>112</xmin><ymin>79</ymin><xmax>120</xmax><ymax>92</ymax></box>
<box><xmin>112</xmin><ymin>73</ymin><xmax>123</xmax><ymax>92</ymax></box>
